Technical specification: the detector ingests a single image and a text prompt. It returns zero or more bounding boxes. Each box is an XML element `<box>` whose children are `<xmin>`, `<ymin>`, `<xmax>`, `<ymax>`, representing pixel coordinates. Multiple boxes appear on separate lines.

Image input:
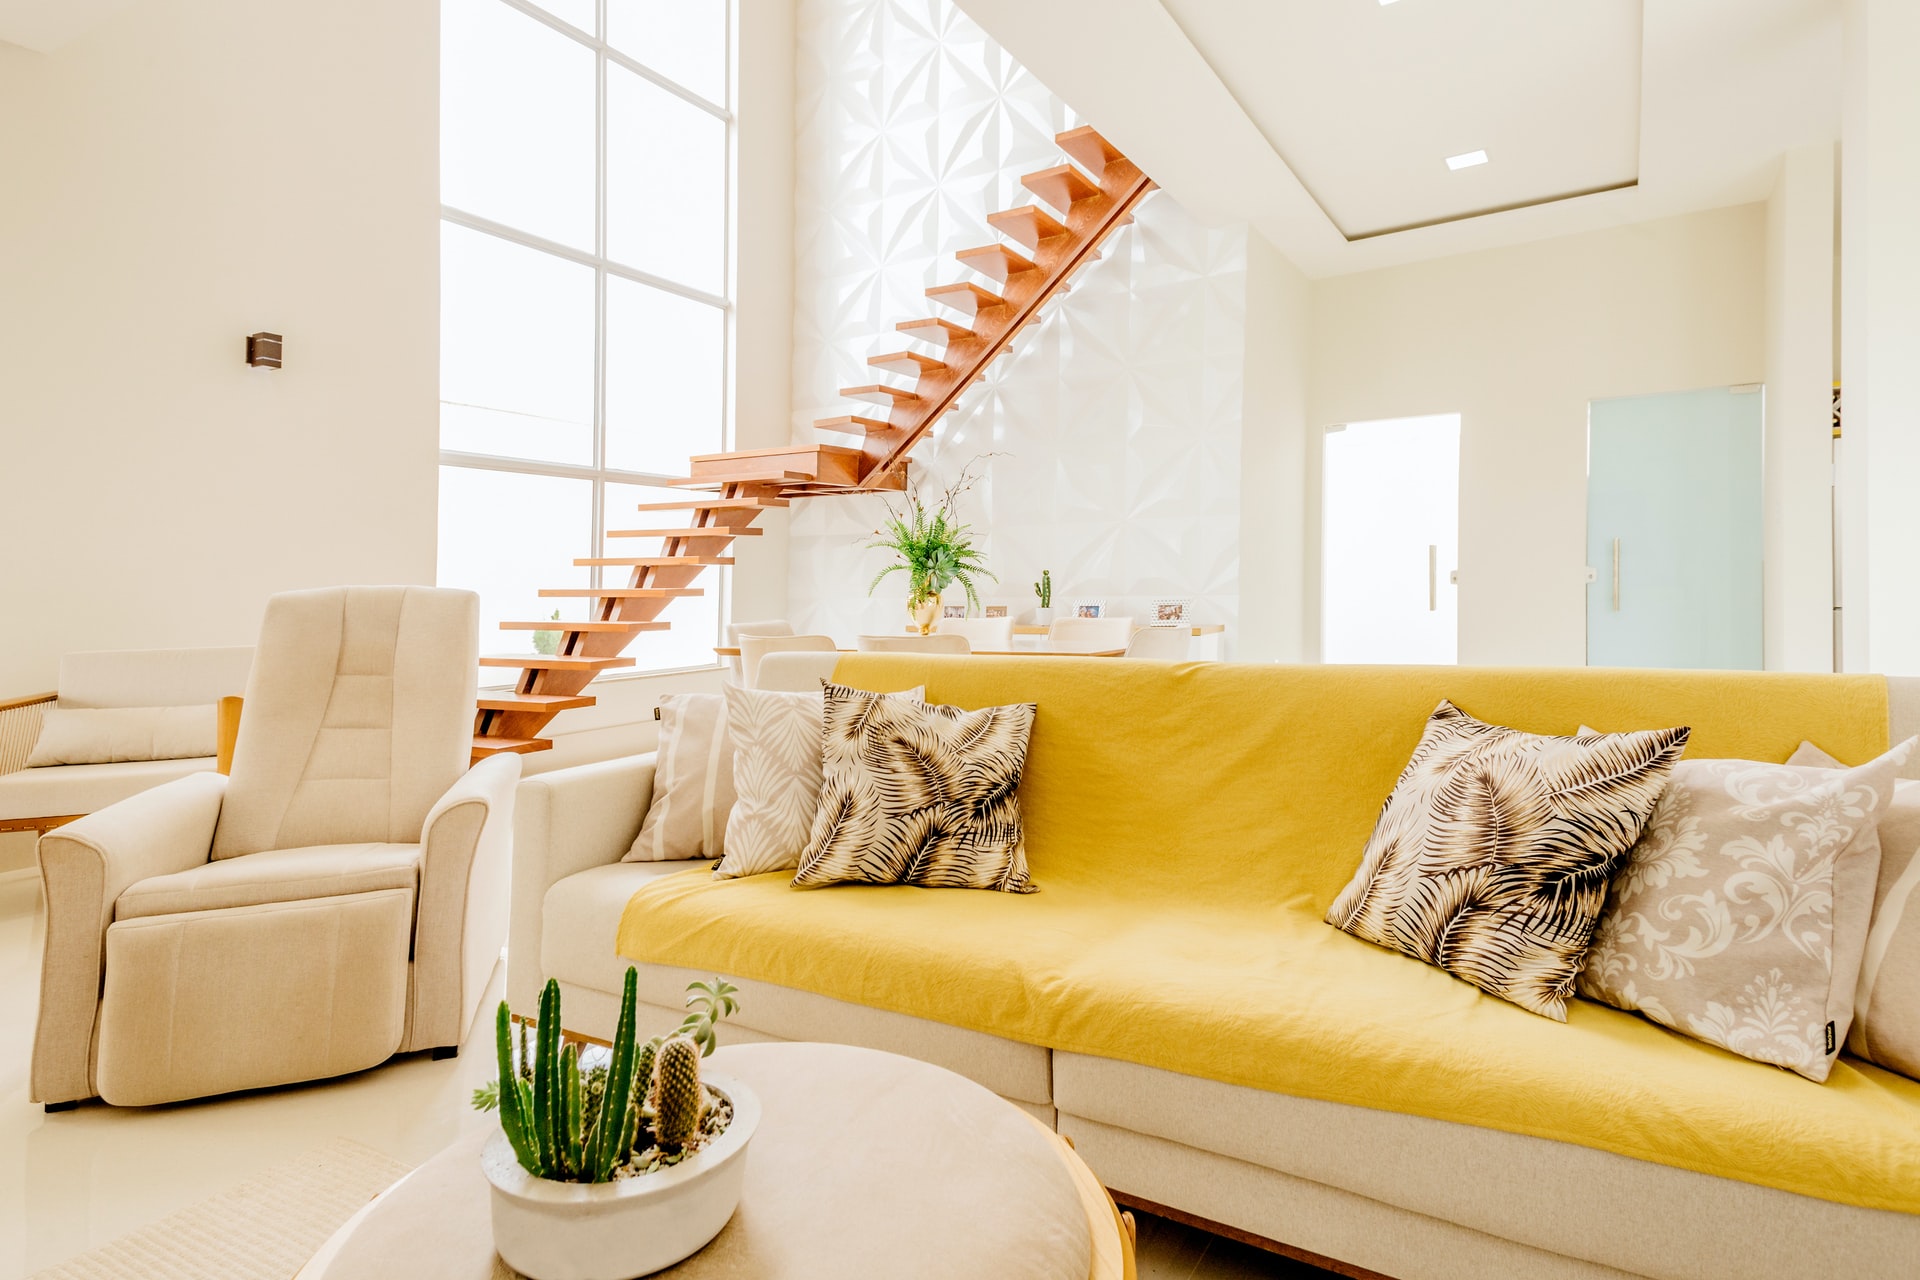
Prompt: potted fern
<box><xmin>868</xmin><ymin>458</ymin><xmax>997</xmax><ymax>634</ymax></box>
<box><xmin>476</xmin><ymin>969</ymin><xmax>758</xmax><ymax>1280</ymax></box>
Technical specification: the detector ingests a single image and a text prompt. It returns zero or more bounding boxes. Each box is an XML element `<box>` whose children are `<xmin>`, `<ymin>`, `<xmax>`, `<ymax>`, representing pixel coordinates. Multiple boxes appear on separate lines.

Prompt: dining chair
<box><xmin>935</xmin><ymin>616</ymin><xmax>1014</xmax><ymax>652</ymax></box>
<box><xmin>1047</xmin><ymin>616</ymin><xmax>1134</xmax><ymax>652</ymax></box>
<box><xmin>725</xmin><ymin>620</ymin><xmax>794</xmax><ymax>684</ymax></box>
<box><xmin>1124</xmin><ymin>626</ymin><xmax>1193</xmax><ymax>660</ymax></box>
<box><xmin>856</xmin><ymin>634</ymin><xmax>971</xmax><ymax>654</ymax></box>
<box><xmin>741</xmin><ymin>634</ymin><xmax>837</xmax><ymax>688</ymax></box>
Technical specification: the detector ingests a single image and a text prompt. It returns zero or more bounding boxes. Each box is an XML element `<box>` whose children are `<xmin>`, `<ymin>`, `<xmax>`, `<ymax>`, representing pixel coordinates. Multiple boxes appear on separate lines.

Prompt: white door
<box><xmin>1321</xmin><ymin>414</ymin><xmax>1461</xmax><ymax>664</ymax></box>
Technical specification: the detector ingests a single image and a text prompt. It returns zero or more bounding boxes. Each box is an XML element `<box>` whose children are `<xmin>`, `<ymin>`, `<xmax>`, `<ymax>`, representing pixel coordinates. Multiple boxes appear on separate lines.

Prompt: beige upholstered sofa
<box><xmin>33</xmin><ymin>587</ymin><xmax>519</xmax><ymax>1108</ymax></box>
<box><xmin>513</xmin><ymin>659</ymin><xmax>1920</xmax><ymax>1280</ymax></box>
<box><xmin>0</xmin><ymin>646</ymin><xmax>254</xmax><ymax>835</ymax></box>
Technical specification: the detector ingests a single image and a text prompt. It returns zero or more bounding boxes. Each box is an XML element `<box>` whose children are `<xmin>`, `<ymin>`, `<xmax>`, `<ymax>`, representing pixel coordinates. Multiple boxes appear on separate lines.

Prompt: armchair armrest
<box><xmin>509</xmin><ymin>753</ymin><xmax>656</xmax><ymax>1017</ymax></box>
<box><xmin>32</xmin><ymin>771</ymin><xmax>227</xmax><ymax>1104</ymax></box>
<box><xmin>406</xmin><ymin>752</ymin><xmax>522</xmax><ymax>1053</ymax></box>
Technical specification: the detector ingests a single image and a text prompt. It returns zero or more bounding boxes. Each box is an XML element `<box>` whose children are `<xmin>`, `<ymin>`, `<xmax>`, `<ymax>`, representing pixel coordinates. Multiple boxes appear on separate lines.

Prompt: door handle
<box><xmin>1428</xmin><ymin>544</ymin><xmax>1438</xmax><ymax>612</ymax></box>
<box><xmin>1611</xmin><ymin>538</ymin><xmax>1621</xmax><ymax>612</ymax></box>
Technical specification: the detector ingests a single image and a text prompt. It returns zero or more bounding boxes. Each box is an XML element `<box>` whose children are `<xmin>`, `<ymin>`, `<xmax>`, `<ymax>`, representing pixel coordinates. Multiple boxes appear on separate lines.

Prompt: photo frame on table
<box><xmin>1150</xmin><ymin>598</ymin><xmax>1193</xmax><ymax>624</ymax></box>
<box><xmin>982</xmin><ymin>603</ymin><xmax>1010</xmax><ymax>619</ymax></box>
<box><xmin>1068</xmin><ymin>600</ymin><xmax>1106</xmax><ymax>619</ymax></box>
<box><xmin>942</xmin><ymin>603</ymin><xmax>968</xmax><ymax>619</ymax></box>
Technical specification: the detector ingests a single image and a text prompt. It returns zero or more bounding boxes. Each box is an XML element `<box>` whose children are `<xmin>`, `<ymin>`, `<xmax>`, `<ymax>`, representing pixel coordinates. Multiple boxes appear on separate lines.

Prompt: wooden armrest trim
<box><xmin>0</xmin><ymin>691</ymin><xmax>56</xmax><ymax>714</ymax></box>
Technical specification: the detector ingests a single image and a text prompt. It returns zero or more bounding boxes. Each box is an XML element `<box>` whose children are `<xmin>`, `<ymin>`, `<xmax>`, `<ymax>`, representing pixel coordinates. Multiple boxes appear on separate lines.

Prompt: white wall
<box><xmin>783</xmin><ymin>0</ymin><xmax>1257</xmax><ymax>644</ymax></box>
<box><xmin>1764</xmin><ymin>142</ymin><xmax>1837</xmax><ymax>673</ymax></box>
<box><xmin>1839</xmin><ymin>0</ymin><xmax>1920</xmax><ymax>674</ymax></box>
<box><xmin>1308</xmin><ymin>205</ymin><xmax>1768</xmax><ymax>667</ymax></box>
<box><xmin>1237</xmin><ymin>232</ymin><xmax>1312</xmax><ymax>662</ymax></box>
<box><xmin>0</xmin><ymin>0</ymin><xmax>441</xmax><ymax>696</ymax></box>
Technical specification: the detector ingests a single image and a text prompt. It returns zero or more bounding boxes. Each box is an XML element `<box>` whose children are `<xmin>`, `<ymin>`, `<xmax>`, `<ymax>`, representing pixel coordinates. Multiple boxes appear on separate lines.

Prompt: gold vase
<box><xmin>909</xmin><ymin>594</ymin><xmax>941</xmax><ymax>635</ymax></box>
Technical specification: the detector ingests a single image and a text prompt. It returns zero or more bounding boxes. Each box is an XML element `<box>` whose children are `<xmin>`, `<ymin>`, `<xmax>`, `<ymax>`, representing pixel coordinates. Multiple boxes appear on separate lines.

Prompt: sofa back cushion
<box><xmin>27</xmin><ymin>705</ymin><xmax>219</xmax><ymax>766</ymax></box>
<box><xmin>212</xmin><ymin>587</ymin><xmax>478</xmax><ymax>859</ymax></box>
<box><xmin>823</xmin><ymin>656</ymin><xmax>1892</xmax><ymax>913</ymax></box>
<box><xmin>56</xmin><ymin>646</ymin><xmax>253</xmax><ymax>709</ymax></box>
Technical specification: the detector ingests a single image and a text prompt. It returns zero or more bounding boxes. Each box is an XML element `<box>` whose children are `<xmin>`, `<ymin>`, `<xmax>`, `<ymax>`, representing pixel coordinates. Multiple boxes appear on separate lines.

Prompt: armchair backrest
<box><xmin>211</xmin><ymin>587</ymin><xmax>479</xmax><ymax>859</ymax></box>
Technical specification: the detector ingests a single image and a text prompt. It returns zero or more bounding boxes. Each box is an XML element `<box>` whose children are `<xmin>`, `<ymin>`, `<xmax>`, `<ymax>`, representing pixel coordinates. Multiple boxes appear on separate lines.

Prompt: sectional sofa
<box><xmin>510</xmin><ymin>656</ymin><xmax>1920</xmax><ymax>1280</ymax></box>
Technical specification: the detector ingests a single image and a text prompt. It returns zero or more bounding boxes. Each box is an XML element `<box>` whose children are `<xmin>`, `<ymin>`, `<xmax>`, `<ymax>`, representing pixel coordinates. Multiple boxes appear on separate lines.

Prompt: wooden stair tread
<box><xmin>573</xmin><ymin>555</ymin><xmax>734</xmax><ymax>567</ymax></box>
<box><xmin>1022</xmin><ymin>164</ymin><xmax>1101</xmax><ymax>214</ymax></box>
<box><xmin>1056</xmin><ymin>125</ymin><xmax>1124</xmax><ymax>181</ymax></box>
<box><xmin>814</xmin><ymin>415</ymin><xmax>901</xmax><ymax>438</ymax></box>
<box><xmin>668</xmin><ymin>470</ymin><xmax>810</xmax><ymax>488</ymax></box>
<box><xmin>500</xmin><ymin>619</ymin><xmax>669</xmax><ymax>632</ymax></box>
<box><xmin>605</xmin><ymin>526</ymin><xmax>763</xmax><ymax>538</ymax></box>
<box><xmin>478</xmin><ymin>654</ymin><xmax>637</xmax><ymax>671</ymax></box>
<box><xmin>477</xmin><ymin>692</ymin><xmax>597</xmax><ymax>712</ymax></box>
<box><xmin>473</xmin><ymin>735</ymin><xmax>553</xmax><ymax>757</ymax></box>
<box><xmin>896</xmin><ymin>317</ymin><xmax>977</xmax><ymax>346</ymax></box>
<box><xmin>632</xmin><ymin>497</ymin><xmax>786</xmax><ymax>512</ymax></box>
<box><xmin>537</xmin><ymin>587</ymin><xmax>705</xmax><ymax>598</ymax></box>
<box><xmin>867</xmin><ymin>350</ymin><xmax>950</xmax><ymax>376</ymax></box>
<box><xmin>842</xmin><ymin>383</ymin><xmax>924</xmax><ymax>407</ymax></box>
<box><xmin>955</xmin><ymin>243</ymin><xmax>1038</xmax><ymax>282</ymax></box>
<box><xmin>987</xmin><ymin>205</ymin><xmax>1069</xmax><ymax>250</ymax></box>
<box><xmin>925</xmin><ymin>282</ymin><xmax>1007</xmax><ymax>317</ymax></box>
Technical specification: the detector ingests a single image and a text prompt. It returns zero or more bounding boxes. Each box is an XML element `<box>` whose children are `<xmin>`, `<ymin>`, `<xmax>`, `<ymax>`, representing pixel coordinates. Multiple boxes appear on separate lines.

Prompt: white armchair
<box><xmin>31</xmin><ymin>586</ymin><xmax>520</xmax><ymax>1109</ymax></box>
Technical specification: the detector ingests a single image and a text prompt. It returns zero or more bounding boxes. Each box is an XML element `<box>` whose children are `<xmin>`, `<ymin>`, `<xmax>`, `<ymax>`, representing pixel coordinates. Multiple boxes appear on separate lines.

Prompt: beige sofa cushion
<box><xmin>27</xmin><ymin>705</ymin><xmax>218</xmax><ymax>766</ymax></box>
<box><xmin>0</xmin><ymin>757</ymin><xmax>215</xmax><ymax>819</ymax></box>
<box><xmin>1053</xmin><ymin>1052</ymin><xmax>1920</xmax><ymax>1280</ymax></box>
<box><xmin>117</xmin><ymin>843</ymin><xmax>420</xmax><ymax>920</ymax></box>
<box><xmin>542</xmin><ymin>861</ymin><xmax>707</xmax><ymax>996</ymax></box>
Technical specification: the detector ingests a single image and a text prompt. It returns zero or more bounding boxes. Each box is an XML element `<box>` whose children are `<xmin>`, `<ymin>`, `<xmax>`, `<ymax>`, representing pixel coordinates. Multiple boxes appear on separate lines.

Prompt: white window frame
<box><xmin>439</xmin><ymin>0</ymin><xmax>736</xmax><ymax>683</ymax></box>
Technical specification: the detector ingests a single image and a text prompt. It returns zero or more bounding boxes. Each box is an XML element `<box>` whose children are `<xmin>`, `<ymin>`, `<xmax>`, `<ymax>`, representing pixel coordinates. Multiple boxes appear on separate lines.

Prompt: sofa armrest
<box><xmin>0</xmin><ymin>691</ymin><xmax>55</xmax><ymax>777</ymax></box>
<box><xmin>406</xmin><ymin>751</ymin><xmax>522</xmax><ymax>1052</ymax></box>
<box><xmin>32</xmin><ymin>771</ymin><xmax>227</xmax><ymax>1104</ymax></box>
<box><xmin>509</xmin><ymin>753</ymin><xmax>656</xmax><ymax>1017</ymax></box>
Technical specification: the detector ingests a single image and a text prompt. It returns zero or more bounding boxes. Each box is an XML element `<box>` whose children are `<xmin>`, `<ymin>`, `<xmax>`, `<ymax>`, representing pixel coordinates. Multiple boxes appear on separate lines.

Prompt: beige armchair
<box><xmin>32</xmin><ymin>586</ymin><xmax>520</xmax><ymax>1109</ymax></box>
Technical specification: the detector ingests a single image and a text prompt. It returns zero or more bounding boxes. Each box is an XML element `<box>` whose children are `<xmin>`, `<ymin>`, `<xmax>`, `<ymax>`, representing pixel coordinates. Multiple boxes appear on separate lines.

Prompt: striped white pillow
<box><xmin>625</xmin><ymin>693</ymin><xmax>735</xmax><ymax>862</ymax></box>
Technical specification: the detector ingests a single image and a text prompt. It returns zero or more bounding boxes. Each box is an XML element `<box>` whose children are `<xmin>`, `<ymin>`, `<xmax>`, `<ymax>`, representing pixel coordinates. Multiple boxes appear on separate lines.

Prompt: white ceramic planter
<box><xmin>1033</xmin><ymin>607</ymin><xmax>1054</xmax><ymax>625</ymax></box>
<box><xmin>483</xmin><ymin>1076</ymin><xmax>760</xmax><ymax>1280</ymax></box>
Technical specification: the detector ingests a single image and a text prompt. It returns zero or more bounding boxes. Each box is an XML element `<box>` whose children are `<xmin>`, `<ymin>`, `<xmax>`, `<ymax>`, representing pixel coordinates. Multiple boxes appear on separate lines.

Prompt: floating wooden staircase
<box><xmin>471</xmin><ymin>126</ymin><xmax>1154</xmax><ymax>761</ymax></box>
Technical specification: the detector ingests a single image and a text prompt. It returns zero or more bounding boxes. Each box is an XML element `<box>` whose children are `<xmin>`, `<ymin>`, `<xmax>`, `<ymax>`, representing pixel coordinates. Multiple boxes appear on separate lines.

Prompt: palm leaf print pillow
<box><xmin>794</xmin><ymin>683</ymin><xmax>1037</xmax><ymax>892</ymax></box>
<box><xmin>1326</xmin><ymin>701</ymin><xmax>1689</xmax><ymax>1020</ymax></box>
<box><xmin>1579</xmin><ymin>740</ymin><xmax>1912</xmax><ymax>1081</ymax></box>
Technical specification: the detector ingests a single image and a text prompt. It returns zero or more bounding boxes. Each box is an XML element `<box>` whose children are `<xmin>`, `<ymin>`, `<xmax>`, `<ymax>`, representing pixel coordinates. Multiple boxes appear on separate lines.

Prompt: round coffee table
<box><xmin>300</xmin><ymin>1041</ymin><xmax>1134</xmax><ymax>1279</ymax></box>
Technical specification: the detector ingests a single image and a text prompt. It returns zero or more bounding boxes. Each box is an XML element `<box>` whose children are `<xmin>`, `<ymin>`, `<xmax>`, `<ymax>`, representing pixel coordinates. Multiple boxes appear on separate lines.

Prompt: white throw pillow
<box><xmin>25</xmin><ymin>704</ymin><xmax>219</xmax><ymax>766</ymax></box>
<box><xmin>625</xmin><ymin>693</ymin><xmax>734</xmax><ymax>862</ymax></box>
<box><xmin>714</xmin><ymin>682</ymin><xmax>921</xmax><ymax>880</ymax></box>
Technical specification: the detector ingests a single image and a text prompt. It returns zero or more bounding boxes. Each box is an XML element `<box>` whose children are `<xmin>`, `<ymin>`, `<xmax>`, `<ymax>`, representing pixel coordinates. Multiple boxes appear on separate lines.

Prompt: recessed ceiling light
<box><xmin>1446</xmin><ymin>150</ymin><xmax>1489</xmax><ymax>171</ymax></box>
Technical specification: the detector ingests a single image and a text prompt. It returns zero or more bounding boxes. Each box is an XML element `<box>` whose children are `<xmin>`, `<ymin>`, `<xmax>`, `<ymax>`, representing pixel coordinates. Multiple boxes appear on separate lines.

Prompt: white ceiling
<box><xmin>953</xmin><ymin>0</ymin><xmax>1843</xmax><ymax>277</ymax></box>
<box><xmin>1160</xmin><ymin>0</ymin><xmax>1643</xmax><ymax>240</ymax></box>
<box><xmin>0</xmin><ymin>0</ymin><xmax>134</xmax><ymax>53</ymax></box>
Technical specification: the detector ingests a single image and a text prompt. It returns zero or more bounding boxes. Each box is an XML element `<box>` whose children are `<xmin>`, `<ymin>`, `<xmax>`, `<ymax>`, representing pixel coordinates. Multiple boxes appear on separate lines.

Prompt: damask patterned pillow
<box><xmin>714</xmin><ymin>683</ymin><xmax>922</xmax><ymax>880</ymax></box>
<box><xmin>1326</xmin><ymin>701</ymin><xmax>1689</xmax><ymax>1021</ymax></box>
<box><xmin>1578</xmin><ymin>740</ymin><xmax>1913</xmax><ymax>1082</ymax></box>
<box><xmin>1784</xmin><ymin>741</ymin><xmax>1920</xmax><ymax>1081</ymax></box>
<box><xmin>793</xmin><ymin>684</ymin><xmax>1037</xmax><ymax>892</ymax></box>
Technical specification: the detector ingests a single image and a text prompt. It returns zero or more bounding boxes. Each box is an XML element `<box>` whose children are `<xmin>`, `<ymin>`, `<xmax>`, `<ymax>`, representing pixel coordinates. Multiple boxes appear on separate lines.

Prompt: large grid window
<box><xmin>438</xmin><ymin>0</ymin><xmax>732</xmax><ymax>682</ymax></box>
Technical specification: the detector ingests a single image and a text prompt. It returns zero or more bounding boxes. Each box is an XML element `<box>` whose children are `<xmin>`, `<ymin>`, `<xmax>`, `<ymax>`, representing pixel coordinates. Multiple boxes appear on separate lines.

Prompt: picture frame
<box><xmin>1067</xmin><ymin>600</ymin><xmax>1105</xmax><ymax>619</ymax></box>
<box><xmin>983</xmin><ymin>603</ymin><xmax>1010</xmax><ymax>619</ymax></box>
<box><xmin>1149</xmin><ymin>598</ymin><xmax>1192</xmax><ymax>625</ymax></box>
<box><xmin>942</xmin><ymin>603</ymin><xmax>968</xmax><ymax>619</ymax></box>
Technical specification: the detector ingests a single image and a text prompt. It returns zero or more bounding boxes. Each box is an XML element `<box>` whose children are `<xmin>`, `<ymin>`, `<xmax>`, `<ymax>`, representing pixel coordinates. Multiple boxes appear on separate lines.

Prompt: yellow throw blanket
<box><xmin>620</xmin><ymin>657</ymin><xmax>1920</xmax><ymax>1214</ymax></box>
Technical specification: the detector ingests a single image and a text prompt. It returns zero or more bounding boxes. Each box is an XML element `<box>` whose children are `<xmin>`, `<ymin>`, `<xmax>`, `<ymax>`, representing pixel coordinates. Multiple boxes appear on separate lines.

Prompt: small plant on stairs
<box><xmin>475</xmin><ymin>969</ymin><xmax>757</xmax><ymax>1280</ymax></box>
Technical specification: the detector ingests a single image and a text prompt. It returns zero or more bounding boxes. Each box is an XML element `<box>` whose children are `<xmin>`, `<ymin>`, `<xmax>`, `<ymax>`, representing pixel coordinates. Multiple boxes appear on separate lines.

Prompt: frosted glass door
<box><xmin>1322</xmin><ymin>414</ymin><xmax>1460</xmax><ymax>664</ymax></box>
<box><xmin>1586</xmin><ymin>387</ymin><xmax>1762</xmax><ymax>669</ymax></box>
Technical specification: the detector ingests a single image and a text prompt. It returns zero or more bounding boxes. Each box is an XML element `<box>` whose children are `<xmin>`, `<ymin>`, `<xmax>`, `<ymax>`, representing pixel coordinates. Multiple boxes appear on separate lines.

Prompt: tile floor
<box><xmin>0</xmin><ymin>875</ymin><xmax>1318</xmax><ymax>1278</ymax></box>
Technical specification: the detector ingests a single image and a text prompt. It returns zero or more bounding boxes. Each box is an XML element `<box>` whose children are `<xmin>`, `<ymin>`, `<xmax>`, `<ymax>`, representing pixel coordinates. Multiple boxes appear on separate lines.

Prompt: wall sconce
<box><xmin>246</xmin><ymin>332</ymin><xmax>283</xmax><ymax>369</ymax></box>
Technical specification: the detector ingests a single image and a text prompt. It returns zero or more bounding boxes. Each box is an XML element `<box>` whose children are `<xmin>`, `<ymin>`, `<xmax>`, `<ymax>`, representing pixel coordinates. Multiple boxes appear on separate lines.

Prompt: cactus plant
<box><xmin>478</xmin><ymin>968</ymin><xmax>742</xmax><ymax>1182</ymax></box>
<box><xmin>650</xmin><ymin>1035</ymin><xmax>706</xmax><ymax>1153</ymax></box>
<box><xmin>1033</xmin><ymin>569</ymin><xmax>1052</xmax><ymax>608</ymax></box>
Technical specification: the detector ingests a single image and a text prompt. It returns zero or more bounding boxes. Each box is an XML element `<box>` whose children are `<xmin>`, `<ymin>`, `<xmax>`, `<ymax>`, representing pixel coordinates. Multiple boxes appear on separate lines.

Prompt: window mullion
<box><xmin>591</xmin><ymin>0</ymin><xmax>609</xmax><ymax>594</ymax></box>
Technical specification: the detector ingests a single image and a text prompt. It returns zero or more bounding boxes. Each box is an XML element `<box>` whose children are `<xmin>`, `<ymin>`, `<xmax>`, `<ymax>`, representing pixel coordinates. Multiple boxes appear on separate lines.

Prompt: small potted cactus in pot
<box><xmin>476</xmin><ymin>968</ymin><xmax>758</xmax><ymax>1280</ymax></box>
<box><xmin>1032</xmin><ymin>569</ymin><xmax>1054</xmax><ymax>625</ymax></box>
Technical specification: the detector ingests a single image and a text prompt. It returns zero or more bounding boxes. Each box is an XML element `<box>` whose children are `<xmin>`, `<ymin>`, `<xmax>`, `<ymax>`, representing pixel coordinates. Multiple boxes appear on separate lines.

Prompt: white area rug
<box><xmin>29</xmin><ymin>1138</ymin><xmax>410</xmax><ymax>1280</ymax></box>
